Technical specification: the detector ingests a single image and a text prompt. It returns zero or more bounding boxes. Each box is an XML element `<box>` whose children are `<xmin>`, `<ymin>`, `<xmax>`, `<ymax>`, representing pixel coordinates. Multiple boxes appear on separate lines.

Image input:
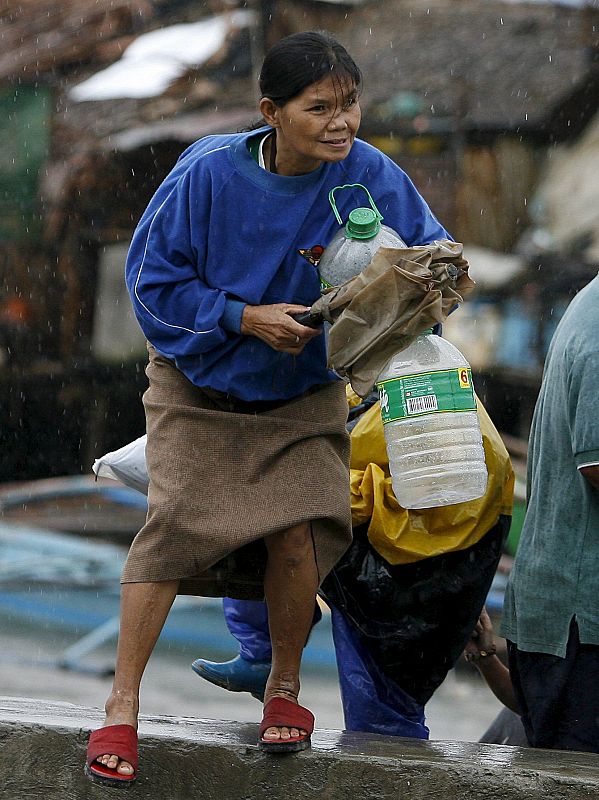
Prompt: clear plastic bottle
<box><xmin>318</xmin><ymin>184</ymin><xmax>406</xmax><ymax>289</ymax></box>
<box><xmin>376</xmin><ymin>331</ymin><xmax>488</xmax><ymax>509</ymax></box>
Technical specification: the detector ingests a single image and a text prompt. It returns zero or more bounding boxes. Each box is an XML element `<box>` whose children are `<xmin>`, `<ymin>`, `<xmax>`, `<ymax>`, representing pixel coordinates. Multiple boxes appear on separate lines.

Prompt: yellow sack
<box><xmin>348</xmin><ymin>388</ymin><xmax>514</xmax><ymax>565</ymax></box>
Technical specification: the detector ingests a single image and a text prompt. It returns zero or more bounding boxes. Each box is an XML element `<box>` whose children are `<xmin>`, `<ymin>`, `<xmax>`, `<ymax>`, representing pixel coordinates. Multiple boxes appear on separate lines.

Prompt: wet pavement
<box><xmin>0</xmin><ymin>615</ymin><xmax>502</xmax><ymax>742</ymax></box>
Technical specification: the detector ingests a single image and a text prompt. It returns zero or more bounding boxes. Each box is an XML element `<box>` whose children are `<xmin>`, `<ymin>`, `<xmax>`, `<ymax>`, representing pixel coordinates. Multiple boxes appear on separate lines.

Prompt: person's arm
<box><xmin>126</xmin><ymin>165</ymin><xmax>319</xmax><ymax>358</ymax></box>
<box><xmin>125</xmin><ymin>167</ymin><xmax>232</xmax><ymax>357</ymax></box>
<box><xmin>571</xmin><ymin>352</ymin><xmax>599</xmax><ymax>489</ymax></box>
<box><xmin>579</xmin><ymin>464</ymin><xmax>599</xmax><ymax>492</ymax></box>
<box><xmin>464</xmin><ymin>608</ymin><xmax>520</xmax><ymax>714</ymax></box>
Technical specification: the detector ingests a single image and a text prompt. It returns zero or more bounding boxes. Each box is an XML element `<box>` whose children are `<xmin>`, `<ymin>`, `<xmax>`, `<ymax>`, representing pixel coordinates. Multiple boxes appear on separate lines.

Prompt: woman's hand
<box><xmin>240</xmin><ymin>303</ymin><xmax>322</xmax><ymax>354</ymax></box>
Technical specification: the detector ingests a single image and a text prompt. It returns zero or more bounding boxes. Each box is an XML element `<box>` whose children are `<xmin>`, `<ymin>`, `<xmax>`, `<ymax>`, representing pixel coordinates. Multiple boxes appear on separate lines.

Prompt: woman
<box><xmin>85</xmin><ymin>29</ymin><xmax>449</xmax><ymax>785</ymax></box>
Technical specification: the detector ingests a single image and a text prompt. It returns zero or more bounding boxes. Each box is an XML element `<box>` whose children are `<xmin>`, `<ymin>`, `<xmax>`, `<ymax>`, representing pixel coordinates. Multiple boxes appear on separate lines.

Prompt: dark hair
<box><xmin>259</xmin><ymin>30</ymin><xmax>362</xmax><ymax>106</ymax></box>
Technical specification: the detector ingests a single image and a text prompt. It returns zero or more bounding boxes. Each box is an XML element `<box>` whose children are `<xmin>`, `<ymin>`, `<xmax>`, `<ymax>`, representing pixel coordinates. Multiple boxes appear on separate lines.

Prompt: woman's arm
<box><xmin>126</xmin><ymin>165</ymin><xmax>321</xmax><ymax>358</ymax></box>
<box><xmin>125</xmin><ymin>169</ymin><xmax>232</xmax><ymax>357</ymax></box>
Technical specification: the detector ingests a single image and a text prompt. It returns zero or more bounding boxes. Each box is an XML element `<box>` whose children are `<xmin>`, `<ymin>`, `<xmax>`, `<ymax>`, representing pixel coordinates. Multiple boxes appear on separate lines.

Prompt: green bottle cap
<box><xmin>345</xmin><ymin>207</ymin><xmax>381</xmax><ymax>239</ymax></box>
<box><xmin>422</xmin><ymin>327</ymin><xmax>435</xmax><ymax>335</ymax></box>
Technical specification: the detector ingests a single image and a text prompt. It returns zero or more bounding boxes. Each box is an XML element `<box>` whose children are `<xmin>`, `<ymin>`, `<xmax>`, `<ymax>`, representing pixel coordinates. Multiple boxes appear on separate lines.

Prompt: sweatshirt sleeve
<box><xmin>125</xmin><ymin>165</ymin><xmax>236</xmax><ymax>357</ymax></box>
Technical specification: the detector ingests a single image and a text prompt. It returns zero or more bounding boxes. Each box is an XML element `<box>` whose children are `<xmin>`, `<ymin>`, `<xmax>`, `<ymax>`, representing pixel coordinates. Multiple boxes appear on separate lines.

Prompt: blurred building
<box><xmin>1</xmin><ymin>0</ymin><xmax>599</xmax><ymax>476</ymax></box>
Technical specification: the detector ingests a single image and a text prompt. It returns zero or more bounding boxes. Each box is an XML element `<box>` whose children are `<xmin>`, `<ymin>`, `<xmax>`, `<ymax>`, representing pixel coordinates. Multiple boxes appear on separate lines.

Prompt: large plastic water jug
<box><xmin>376</xmin><ymin>330</ymin><xmax>488</xmax><ymax>509</ymax></box>
<box><xmin>318</xmin><ymin>183</ymin><xmax>406</xmax><ymax>288</ymax></box>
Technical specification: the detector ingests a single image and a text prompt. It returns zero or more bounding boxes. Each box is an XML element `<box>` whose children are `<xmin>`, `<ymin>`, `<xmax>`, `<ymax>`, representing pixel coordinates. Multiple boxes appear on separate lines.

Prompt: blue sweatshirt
<box><xmin>125</xmin><ymin>127</ymin><xmax>450</xmax><ymax>401</ymax></box>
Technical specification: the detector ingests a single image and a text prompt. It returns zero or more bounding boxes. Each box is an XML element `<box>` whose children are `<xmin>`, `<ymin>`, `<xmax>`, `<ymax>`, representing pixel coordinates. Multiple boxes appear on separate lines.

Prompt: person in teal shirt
<box><xmin>501</xmin><ymin>272</ymin><xmax>599</xmax><ymax>753</ymax></box>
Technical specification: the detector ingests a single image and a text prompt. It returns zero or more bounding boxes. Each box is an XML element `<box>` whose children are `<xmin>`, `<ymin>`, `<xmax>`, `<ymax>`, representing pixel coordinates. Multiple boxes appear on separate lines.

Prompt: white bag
<box><xmin>92</xmin><ymin>435</ymin><xmax>149</xmax><ymax>495</ymax></box>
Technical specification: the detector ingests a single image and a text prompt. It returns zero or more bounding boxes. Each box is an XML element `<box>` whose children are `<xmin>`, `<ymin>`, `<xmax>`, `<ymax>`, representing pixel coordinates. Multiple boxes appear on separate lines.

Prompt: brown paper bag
<box><xmin>311</xmin><ymin>240</ymin><xmax>475</xmax><ymax>397</ymax></box>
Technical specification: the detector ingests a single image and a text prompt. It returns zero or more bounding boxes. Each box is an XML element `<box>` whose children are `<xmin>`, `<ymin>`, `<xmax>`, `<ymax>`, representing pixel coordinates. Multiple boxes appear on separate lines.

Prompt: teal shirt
<box><xmin>501</xmin><ymin>274</ymin><xmax>599</xmax><ymax>656</ymax></box>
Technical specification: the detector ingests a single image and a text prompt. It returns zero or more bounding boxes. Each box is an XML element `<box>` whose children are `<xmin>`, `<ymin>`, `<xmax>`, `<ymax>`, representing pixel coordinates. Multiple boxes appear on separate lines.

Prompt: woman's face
<box><xmin>261</xmin><ymin>74</ymin><xmax>361</xmax><ymax>176</ymax></box>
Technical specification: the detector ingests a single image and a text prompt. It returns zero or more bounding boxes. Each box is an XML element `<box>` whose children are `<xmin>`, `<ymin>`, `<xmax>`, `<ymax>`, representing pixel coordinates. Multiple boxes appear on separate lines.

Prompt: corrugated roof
<box><xmin>69</xmin><ymin>10</ymin><xmax>254</xmax><ymax>101</ymax></box>
<box><xmin>2</xmin><ymin>0</ymin><xmax>597</xmax><ymax>136</ymax></box>
<box><xmin>102</xmin><ymin>106</ymin><xmax>255</xmax><ymax>150</ymax></box>
<box><xmin>0</xmin><ymin>0</ymin><xmax>155</xmax><ymax>80</ymax></box>
<box><xmin>343</xmin><ymin>0</ymin><xmax>595</xmax><ymax>131</ymax></box>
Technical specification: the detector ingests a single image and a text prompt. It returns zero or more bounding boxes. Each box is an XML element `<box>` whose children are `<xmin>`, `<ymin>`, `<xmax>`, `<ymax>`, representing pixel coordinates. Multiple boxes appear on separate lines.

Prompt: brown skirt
<box><xmin>121</xmin><ymin>346</ymin><xmax>352</xmax><ymax>599</ymax></box>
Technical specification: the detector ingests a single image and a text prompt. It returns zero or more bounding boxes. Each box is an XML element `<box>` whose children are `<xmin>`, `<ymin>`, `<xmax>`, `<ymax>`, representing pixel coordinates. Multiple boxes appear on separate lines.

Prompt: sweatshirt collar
<box><xmin>231</xmin><ymin>127</ymin><xmax>328</xmax><ymax>194</ymax></box>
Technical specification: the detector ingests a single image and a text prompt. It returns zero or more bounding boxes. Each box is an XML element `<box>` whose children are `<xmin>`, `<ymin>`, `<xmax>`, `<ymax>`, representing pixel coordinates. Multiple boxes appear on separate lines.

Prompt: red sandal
<box><xmin>85</xmin><ymin>724</ymin><xmax>138</xmax><ymax>788</ymax></box>
<box><xmin>258</xmin><ymin>697</ymin><xmax>314</xmax><ymax>753</ymax></box>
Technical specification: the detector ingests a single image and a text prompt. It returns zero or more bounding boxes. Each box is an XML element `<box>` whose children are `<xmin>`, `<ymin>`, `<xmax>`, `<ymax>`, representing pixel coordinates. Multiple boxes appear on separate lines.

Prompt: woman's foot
<box><xmin>262</xmin><ymin>678</ymin><xmax>306</xmax><ymax>742</ymax></box>
<box><xmin>93</xmin><ymin>691</ymin><xmax>139</xmax><ymax>776</ymax></box>
<box><xmin>258</xmin><ymin>694</ymin><xmax>315</xmax><ymax>752</ymax></box>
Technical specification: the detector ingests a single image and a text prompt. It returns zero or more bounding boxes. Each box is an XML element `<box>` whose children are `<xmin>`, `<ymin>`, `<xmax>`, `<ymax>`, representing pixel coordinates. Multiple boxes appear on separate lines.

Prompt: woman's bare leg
<box><xmin>262</xmin><ymin>522</ymin><xmax>318</xmax><ymax>741</ymax></box>
<box><xmin>94</xmin><ymin>579</ymin><xmax>179</xmax><ymax>775</ymax></box>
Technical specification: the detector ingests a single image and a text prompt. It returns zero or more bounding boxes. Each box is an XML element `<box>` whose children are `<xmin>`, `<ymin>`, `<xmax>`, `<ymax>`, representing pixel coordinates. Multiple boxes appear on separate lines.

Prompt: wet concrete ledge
<box><xmin>2</xmin><ymin>697</ymin><xmax>599</xmax><ymax>799</ymax></box>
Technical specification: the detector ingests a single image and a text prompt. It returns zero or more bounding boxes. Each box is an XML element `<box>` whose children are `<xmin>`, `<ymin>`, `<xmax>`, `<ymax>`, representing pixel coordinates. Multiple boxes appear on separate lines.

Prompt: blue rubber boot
<box><xmin>191</xmin><ymin>655</ymin><xmax>270</xmax><ymax>702</ymax></box>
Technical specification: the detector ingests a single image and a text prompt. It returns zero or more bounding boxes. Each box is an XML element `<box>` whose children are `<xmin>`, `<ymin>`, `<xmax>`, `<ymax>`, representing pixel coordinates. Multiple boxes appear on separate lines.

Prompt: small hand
<box><xmin>464</xmin><ymin>607</ymin><xmax>497</xmax><ymax>663</ymax></box>
<box><xmin>240</xmin><ymin>303</ymin><xmax>322</xmax><ymax>354</ymax></box>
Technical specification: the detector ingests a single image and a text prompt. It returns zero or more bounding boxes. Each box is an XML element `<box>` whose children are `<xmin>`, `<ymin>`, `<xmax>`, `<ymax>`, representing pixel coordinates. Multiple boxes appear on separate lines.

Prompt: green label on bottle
<box><xmin>376</xmin><ymin>368</ymin><xmax>476</xmax><ymax>424</ymax></box>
